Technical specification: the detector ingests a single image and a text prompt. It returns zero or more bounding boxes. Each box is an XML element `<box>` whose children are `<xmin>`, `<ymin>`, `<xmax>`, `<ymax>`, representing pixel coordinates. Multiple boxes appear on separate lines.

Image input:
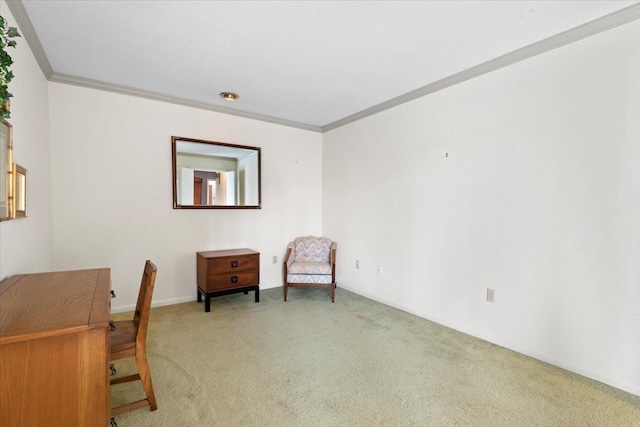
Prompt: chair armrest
<box><xmin>330</xmin><ymin>242</ymin><xmax>337</xmax><ymax>265</ymax></box>
<box><xmin>283</xmin><ymin>242</ymin><xmax>294</xmax><ymax>285</ymax></box>
<box><xmin>330</xmin><ymin>242</ymin><xmax>337</xmax><ymax>283</ymax></box>
<box><xmin>284</xmin><ymin>242</ymin><xmax>294</xmax><ymax>266</ymax></box>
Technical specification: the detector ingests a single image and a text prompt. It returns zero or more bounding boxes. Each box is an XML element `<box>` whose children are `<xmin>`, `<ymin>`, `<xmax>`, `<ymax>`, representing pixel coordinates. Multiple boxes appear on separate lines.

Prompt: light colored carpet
<box><xmin>111</xmin><ymin>287</ymin><xmax>640</xmax><ymax>426</ymax></box>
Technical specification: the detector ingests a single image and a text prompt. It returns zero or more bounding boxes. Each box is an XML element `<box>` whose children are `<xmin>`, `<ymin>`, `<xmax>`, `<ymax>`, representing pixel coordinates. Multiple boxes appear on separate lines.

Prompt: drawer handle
<box><xmin>231</xmin><ymin>276</ymin><xmax>238</xmax><ymax>283</ymax></box>
<box><xmin>111</xmin><ymin>290</ymin><xmax>116</xmax><ymax>298</ymax></box>
<box><xmin>110</xmin><ymin>321</ymin><xmax>116</xmax><ymax>331</ymax></box>
<box><xmin>231</xmin><ymin>261</ymin><xmax>238</xmax><ymax>268</ymax></box>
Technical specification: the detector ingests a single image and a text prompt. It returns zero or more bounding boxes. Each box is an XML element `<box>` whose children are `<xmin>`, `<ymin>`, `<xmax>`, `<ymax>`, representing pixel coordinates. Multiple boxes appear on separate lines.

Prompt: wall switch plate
<box><xmin>356</xmin><ymin>260</ymin><xmax>359</xmax><ymax>269</ymax></box>
<box><xmin>486</xmin><ymin>288</ymin><xmax>495</xmax><ymax>303</ymax></box>
<box><xmin>272</xmin><ymin>255</ymin><xmax>277</xmax><ymax>264</ymax></box>
<box><xmin>376</xmin><ymin>265</ymin><xmax>382</xmax><ymax>275</ymax></box>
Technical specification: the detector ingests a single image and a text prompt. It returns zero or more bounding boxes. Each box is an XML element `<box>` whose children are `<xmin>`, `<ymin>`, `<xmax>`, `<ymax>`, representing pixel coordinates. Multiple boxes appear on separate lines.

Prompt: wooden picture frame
<box><xmin>172</xmin><ymin>136</ymin><xmax>262</xmax><ymax>209</ymax></box>
<box><xmin>0</xmin><ymin>119</ymin><xmax>13</xmax><ymax>221</ymax></box>
<box><xmin>14</xmin><ymin>163</ymin><xmax>26</xmax><ymax>218</ymax></box>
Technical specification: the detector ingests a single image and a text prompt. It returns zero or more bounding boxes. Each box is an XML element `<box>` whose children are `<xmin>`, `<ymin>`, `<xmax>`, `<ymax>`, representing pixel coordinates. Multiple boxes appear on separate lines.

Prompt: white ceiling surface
<box><xmin>21</xmin><ymin>1</ymin><xmax>639</xmax><ymax>129</ymax></box>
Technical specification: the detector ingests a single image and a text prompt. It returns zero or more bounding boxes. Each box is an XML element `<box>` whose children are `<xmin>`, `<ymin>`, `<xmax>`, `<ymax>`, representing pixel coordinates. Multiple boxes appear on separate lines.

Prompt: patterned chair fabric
<box><xmin>288</xmin><ymin>261</ymin><xmax>332</xmax><ymax>275</ymax></box>
<box><xmin>287</xmin><ymin>274</ymin><xmax>333</xmax><ymax>284</ymax></box>
<box><xmin>284</xmin><ymin>236</ymin><xmax>337</xmax><ymax>302</ymax></box>
<box><xmin>293</xmin><ymin>236</ymin><xmax>333</xmax><ymax>263</ymax></box>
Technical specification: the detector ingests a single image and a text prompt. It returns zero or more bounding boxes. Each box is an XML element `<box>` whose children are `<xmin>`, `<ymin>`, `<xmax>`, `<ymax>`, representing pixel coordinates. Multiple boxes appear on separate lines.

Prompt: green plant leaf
<box><xmin>0</xmin><ymin>14</ymin><xmax>19</xmax><ymax>118</ymax></box>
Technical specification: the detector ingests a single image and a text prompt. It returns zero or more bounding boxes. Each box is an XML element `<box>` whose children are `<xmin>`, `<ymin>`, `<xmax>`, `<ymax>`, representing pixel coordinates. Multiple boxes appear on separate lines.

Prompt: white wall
<box><xmin>323</xmin><ymin>19</ymin><xmax>640</xmax><ymax>395</ymax></box>
<box><xmin>238</xmin><ymin>153</ymin><xmax>259</xmax><ymax>205</ymax></box>
<box><xmin>48</xmin><ymin>83</ymin><xmax>322</xmax><ymax>311</ymax></box>
<box><xmin>0</xmin><ymin>1</ymin><xmax>53</xmax><ymax>279</ymax></box>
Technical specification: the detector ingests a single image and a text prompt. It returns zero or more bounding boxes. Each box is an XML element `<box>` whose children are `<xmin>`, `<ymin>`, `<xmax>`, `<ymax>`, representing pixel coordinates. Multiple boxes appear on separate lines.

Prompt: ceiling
<box><xmin>11</xmin><ymin>1</ymin><xmax>640</xmax><ymax>131</ymax></box>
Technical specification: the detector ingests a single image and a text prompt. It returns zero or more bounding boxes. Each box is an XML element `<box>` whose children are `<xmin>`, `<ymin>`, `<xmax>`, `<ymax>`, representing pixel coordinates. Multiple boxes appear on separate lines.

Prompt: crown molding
<box><xmin>49</xmin><ymin>73</ymin><xmax>322</xmax><ymax>132</ymax></box>
<box><xmin>5</xmin><ymin>0</ymin><xmax>53</xmax><ymax>79</ymax></box>
<box><xmin>321</xmin><ymin>3</ymin><xmax>640</xmax><ymax>132</ymax></box>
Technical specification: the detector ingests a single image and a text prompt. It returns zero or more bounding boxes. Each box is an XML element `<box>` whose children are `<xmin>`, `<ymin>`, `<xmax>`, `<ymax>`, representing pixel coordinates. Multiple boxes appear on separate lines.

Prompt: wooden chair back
<box><xmin>133</xmin><ymin>260</ymin><xmax>157</xmax><ymax>347</ymax></box>
<box><xmin>110</xmin><ymin>260</ymin><xmax>159</xmax><ymax>419</ymax></box>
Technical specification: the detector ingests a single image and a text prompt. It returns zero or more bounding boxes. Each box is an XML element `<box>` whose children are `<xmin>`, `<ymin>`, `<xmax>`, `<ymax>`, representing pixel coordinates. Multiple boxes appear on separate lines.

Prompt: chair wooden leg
<box><xmin>331</xmin><ymin>283</ymin><xmax>335</xmax><ymax>303</ymax></box>
<box><xmin>283</xmin><ymin>282</ymin><xmax>288</xmax><ymax>301</ymax></box>
<box><xmin>135</xmin><ymin>348</ymin><xmax>158</xmax><ymax>411</ymax></box>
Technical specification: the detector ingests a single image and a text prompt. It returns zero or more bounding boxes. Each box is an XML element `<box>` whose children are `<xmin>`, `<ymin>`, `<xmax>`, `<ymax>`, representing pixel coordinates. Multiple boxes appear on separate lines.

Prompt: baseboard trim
<box><xmin>111</xmin><ymin>283</ymin><xmax>281</xmax><ymax>313</ymax></box>
<box><xmin>111</xmin><ymin>295</ymin><xmax>195</xmax><ymax>314</ymax></box>
<box><xmin>339</xmin><ymin>285</ymin><xmax>640</xmax><ymax>397</ymax></box>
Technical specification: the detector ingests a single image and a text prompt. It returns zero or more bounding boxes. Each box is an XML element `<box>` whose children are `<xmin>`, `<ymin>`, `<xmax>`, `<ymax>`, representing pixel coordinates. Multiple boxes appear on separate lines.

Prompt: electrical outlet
<box><xmin>272</xmin><ymin>255</ymin><xmax>277</xmax><ymax>264</ymax></box>
<box><xmin>356</xmin><ymin>260</ymin><xmax>359</xmax><ymax>269</ymax></box>
<box><xmin>486</xmin><ymin>288</ymin><xmax>495</xmax><ymax>303</ymax></box>
<box><xmin>376</xmin><ymin>265</ymin><xmax>382</xmax><ymax>275</ymax></box>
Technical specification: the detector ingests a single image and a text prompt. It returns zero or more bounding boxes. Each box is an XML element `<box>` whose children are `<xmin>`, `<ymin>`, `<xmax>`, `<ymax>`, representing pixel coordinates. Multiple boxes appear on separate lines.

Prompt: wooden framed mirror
<box><xmin>172</xmin><ymin>136</ymin><xmax>261</xmax><ymax>209</ymax></box>
<box><xmin>14</xmin><ymin>164</ymin><xmax>26</xmax><ymax>218</ymax></box>
<box><xmin>0</xmin><ymin>119</ymin><xmax>13</xmax><ymax>221</ymax></box>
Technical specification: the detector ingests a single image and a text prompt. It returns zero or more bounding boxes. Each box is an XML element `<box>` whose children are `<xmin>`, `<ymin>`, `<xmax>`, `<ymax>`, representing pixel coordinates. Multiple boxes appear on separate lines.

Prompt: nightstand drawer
<box><xmin>206</xmin><ymin>270</ymin><xmax>259</xmax><ymax>291</ymax></box>
<box><xmin>207</xmin><ymin>254</ymin><xmax>259</xmax><ymax>274</ymax></box>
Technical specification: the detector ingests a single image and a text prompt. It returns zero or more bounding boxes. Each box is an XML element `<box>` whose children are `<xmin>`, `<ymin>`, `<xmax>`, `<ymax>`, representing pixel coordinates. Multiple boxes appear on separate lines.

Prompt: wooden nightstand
<box><xmin>196</xmin><ymin>249</ymin><xmax>260</xmax><ymax>312</ymax></box>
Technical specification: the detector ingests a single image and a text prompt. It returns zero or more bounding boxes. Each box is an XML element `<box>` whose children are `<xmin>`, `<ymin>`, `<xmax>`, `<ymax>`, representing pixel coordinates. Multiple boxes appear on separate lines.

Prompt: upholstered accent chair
<box><xmin>283</xmin><ymin>236</ymin><xmax>337</xmax><ymax>302</ymax></box>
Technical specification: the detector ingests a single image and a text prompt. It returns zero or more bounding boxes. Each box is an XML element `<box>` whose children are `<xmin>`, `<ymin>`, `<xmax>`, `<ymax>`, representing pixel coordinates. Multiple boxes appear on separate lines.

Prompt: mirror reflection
<box><xmin>172</xmin><ymin>137</ymin><xmax>261</xmax><ymax>209</ymax></box>
<box><xmin>14</xmin><ymin>164</ymin><xmax>26</xmax><ymax>218</ymax></box>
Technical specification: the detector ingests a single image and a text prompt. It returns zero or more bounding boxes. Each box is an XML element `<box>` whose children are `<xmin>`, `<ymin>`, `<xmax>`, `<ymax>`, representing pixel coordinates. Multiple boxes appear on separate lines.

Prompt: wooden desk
<box><xmin>197</xmin><ymin>249</ymin><xmax>260</xmax><ymax>312</ymax></box>
<box><xmin>0</xmin><ymin>269</ymin><xmax>111</xmax><ymax>427</ymax></box>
